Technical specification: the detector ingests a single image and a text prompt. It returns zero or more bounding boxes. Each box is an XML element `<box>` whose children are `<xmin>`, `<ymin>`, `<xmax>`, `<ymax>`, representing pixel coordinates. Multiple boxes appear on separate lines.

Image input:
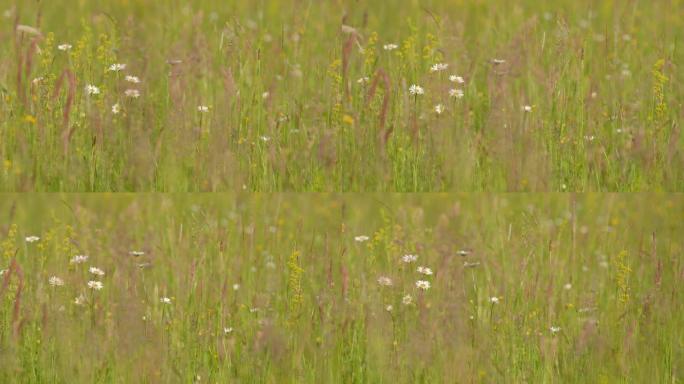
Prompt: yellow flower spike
<box><xmin>342</xmin><ymin>114</ymin><xmax>355</xmax><ymax>125</ymax></box>
<box><xmin>23</xmin><ymin>115</ymin><xmax>37</xmax><ymax>124</ymax></box>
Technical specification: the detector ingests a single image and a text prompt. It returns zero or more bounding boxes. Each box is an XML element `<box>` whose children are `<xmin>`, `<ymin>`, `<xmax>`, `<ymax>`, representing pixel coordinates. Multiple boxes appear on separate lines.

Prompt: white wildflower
<box><xmin>25</xmin><ymin>236</ymin><xmax>40</xmax><ymax>243</ymax></box>
<box><xmin>129</xmin><ymin>250</ymin><xmax>145</xmax><ymax>256</ymax></box>
<box><xmin>124</xmin><ymin>89</ymin><xmax>140</xmax><ymax>98</ymax></box>
<box><xmin>415</xmin><ymin>280</ymin><xmax>431</xmax><ymax>290</ymax></box>
<box><xmin>522</xmin><ymin>105</ymin><xmax>533</xmax><ymax>112</ymax></box>
<box><xmin>434</xmin><ymin>104</ymin><xmax>444</xmax><ymax>115</ymax></box>
<box><xmin>354</xmin><ymin>235</ymin><xmax>370</xmax><ymax>242</ymax></box>
<box><xmin>449</xmin><ymin>75</ymin><xmax>465</xmax><ymax>84</ymax></box>
<box><xmin>125</xmin><ymin>75</ymin><xmax>141</xmax><ymax>83</ymax></box>
<box><xmin>57</xmin><ymin>43</ymin><xmax>72</xmax><ymax>51</ymax></box>
<box><xmin>108</xmin><ymin>63</ymin><xmax>127</xmax><ymax>72</ymax></box>
<box><xmin>160</xmin><ymin>297</ymin><xmax>172</xmax><ymax>304</ymax></box>
<box><xmin>550</xmin><ymin>326</ymin><xmax>561</xmax><ymax>334</ymax></box>
<box><xmin>430</xmin><ymin>63</ymin><xmax>449</xmax><ymax>72</ymax></box>
<box><xmin>564</xmin><ymin>283</ymin><xmax>572</xmax><ymax>290</ymax></box>
<box><xmin>401</xmin><ymin>254</ymin><xmax>418</xmax><ymax>263</ymax></box>
<box><xmin>232</xmin><ymin>283</ymin><xmax>240</xmax><ymax>291</ymax></box>
<box><xmin>223</xmin><ymin>327</ymin><xmax>234</xmax><ymax>334</ymax></box>
<box><xmin>409</xmin><ymin>84</ymin><xmax>424</xmax><ymax>95</ymax></box>
<box><xmin>383</xmin><ymin>43</ymin><xmax>398</xmax><ymax>51</ymax></box>
<box><xmin>402</xmin><ymin>294</ymin><xmax>413</xmax><ymax>305</ymax></box>
<box><xmin>85</xmin><ymin>85</ymin><xmax>100</xmax><ymax>95</ymax></box>
<box><xmin>111</xmin><ymin>103</ymin><xmax>121</xmax><ymax>114</ymax></box>
<box><xmin>87</xmin><ymin>280</ymin><xmax>104</xmax><ymax>290</ymax></box>
<box><xmin>357</xmin><ymin>76</ymin><xmax>370</xmax><ymax>84</ymax></box>
<box><xmin>416</xmin><ymin>266</ymin><xmax>433</xmax><ymax>275</ymax></box>
<box><xmin>490</xmin><ymin>296</ymin><xmax>499</xmax><ymax>304</ymax></box>
<box><xmin>89</xmin><ymin>267</ymin><xmax>105</xmax><ymax>276</ymax></box>
<box><xmin>48</xmin><ymin>276</ymin><xmax>64</xmax><ymax>286</ymax></box>
<box><xmin>385</xmin><ymin>305</ymin><xmax>393</xmax><ymax>312</ymax></box>
<box><xmin>377</xmin><ymin>276</ymin><xmax>393</xmax><ymax>287</ymax></box>
<box><xmin>74</xmin><ymin>294</ymin><xmax>86</xmax><ymax>305</ymax></box>
<box><xmin>449</xmin><ymin>88</ymin><xmax>464</xmax><ymax>99</ymax></box>
<box><xmin>70</xmin><ymin>255</ymin><xmax>89</xmax><ymax>264</ymax></box>
<box><xmin>197</xmin><ymin>105</ymin><xmax>210</xmax><ymax>112</ymax></box>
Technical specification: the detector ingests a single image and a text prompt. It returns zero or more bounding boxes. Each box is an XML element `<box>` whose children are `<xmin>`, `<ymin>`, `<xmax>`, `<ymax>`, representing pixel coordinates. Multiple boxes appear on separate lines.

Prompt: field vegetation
<box><xmin>0</xmin><ymin>0</ymin><xmax>682</xmax><ymax>191</ymax></box>
<box><xmin>0</xmin><ymin>194</ymin><xmax>682</xmax><ymax>382</ymax></box>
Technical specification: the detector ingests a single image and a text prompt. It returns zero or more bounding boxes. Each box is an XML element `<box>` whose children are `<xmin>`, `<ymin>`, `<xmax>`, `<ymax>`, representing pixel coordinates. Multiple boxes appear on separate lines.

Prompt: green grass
<box><xmin>0</xmin><ymin>194</ymin><xmax>682</xmax><ymax>382</ymax></box>
<box><xmin>0</xmin><ymin>0</ymin><xmax>682</xmax><ymax>191</ymax></box>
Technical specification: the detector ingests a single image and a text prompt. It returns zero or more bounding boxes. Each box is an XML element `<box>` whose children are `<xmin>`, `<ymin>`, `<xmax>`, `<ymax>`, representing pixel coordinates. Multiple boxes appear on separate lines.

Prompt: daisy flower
<box><xmin>125</xmin><ymin>75</ymin><xmax>141</xmax><ymax>83</ymax></box>
<box><xmin>70</xmin><ymin>255</ymin><xmax>89</xmax><ymax>264</ymax></box>
<box><xmin>449</xmin><ymin>89</ymin><xmax>464</xmax><ymax>99</ymax></box>
<box><xmin>416</xmin><ymin>280</ymin><xmax>431</xmax><ymax>290</ymax></box>
<box><xmin>449</xmin><ymin>75</ymin><xmax>465</xmax><ymax>84</ymax></box>
<box><xmin>416</xmin><ymin>266</ymin><xmax>433</xmax><ymax>275</ymax></box>
<box><xmin>377</xmin><ymin>276</ymin><xmax>393</xmax><ymax>287</ymax></box>
<box><xmin>124</xmin><ymin>89</ymin><xmax>140</xmax><ymax>98</ymax></box>
<box><xmin>223</xmin><ymin>327</ymin><xmax>234</xmax><ymax>334</ymax></box>
<box><xmin>108</xmin><ymin>63</ymin><xmax>127</xmax><ymax>72</ymax></box>
<box><xmin>409</xmin><ymin>84</ymin><xmax>424</xmax><ymax>95</ymax></box>
<box><xmin>25</xmin><ymin>236</ymin><xmax>40</xmax><ymax>243</ymax></box>
<box><xmin>84</xmin><ymin>85</ymin><xmax>100</xmax><ymax>95</ymax></box>
<box><xmin>89</xmin><ymin>267</ymin><xmax>105</xmax><ymax>276</ymax></box>
<box><xmin>57</xmin><ymin>43</ymin><xmax>72</xmax><ymax>51</ymax></box>
<box><xmin>48</xmin><ymin>276</ymin><xmax>64</xmax><ymax>286</ymax></box>
<box><xmin>111</xmin><ymin>103</ymin><xmax>121</xmax><ymax>114</ymax></box>
<box><xmin>430</xmin><ymin>63</ymin><xmax>449</xmax><ymax>72</ymax></box>
<box><xmin>402</xmin><ymin>294</ymin><xmax>413</xmax><ymax>305</ymax></box>
<box><xmin>490</xmin><ymin>296</ymin><xmax>499</xmax><ymax>304</ymax></box>
<box><xmin>522</xmin><ymin>105</ymin><xmax>533</xmax><ymax>112</ymax></box>
<box><xmin>401</xmin><ymin>254</ymin><xmax>418</xmax><ymax>263</ymax></box>
<box><xmin>74</xmin><ymin>294</ymin><xmax>86</xmax><ymax>305</ymax></box>
<box><xmin>434</xmin><ymin>104</ymin><xmax>445</xmax><ymax>115</ymax></box>
<box><xmin>87</xmin><ymin>280</ymin><xmax>104</xmax><ymax>290</ymax></box>
<box><xmin>354</xmin><ymin>235</ymin><xmax>370</xmax><ymax>242</ymax></box>
<box><xmin>197</xmin><ymin>105</ymin><xmax>210</xmax><ymax>112</ymax></box>
<box><xmin>550</xmin><ymin>326</ymin><xmax>561</xmax><ymax>334</ymax></box>
<box><xmin>160</xmin><ymin>297</ymin><xmax>172</xmax><ymax>304</ymax></box>
<box><xmin>383</xmin><ymin>43</ymin><xmax>399</xmax><ymax>51</ymax></box>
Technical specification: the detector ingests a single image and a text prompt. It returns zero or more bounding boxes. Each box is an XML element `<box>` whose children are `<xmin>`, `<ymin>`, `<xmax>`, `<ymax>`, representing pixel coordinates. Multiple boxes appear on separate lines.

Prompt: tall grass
<box><xmin>0</xmin><ymin>194</ymin><xmax>682</xmax><ymax>382</ymax></box>
<box><xmin>0</xmin><ymin>0</ymin><xmax>682</xmax><ymax>191</ymax></box>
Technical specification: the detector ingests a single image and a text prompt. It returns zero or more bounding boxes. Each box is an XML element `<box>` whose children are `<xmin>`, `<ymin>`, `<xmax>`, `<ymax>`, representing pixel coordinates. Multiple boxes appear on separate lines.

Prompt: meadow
<box><xmin>0</xmin><ymin>194</ymin><xmax>682</xmax><ymax>382</ymax></box>
<box><xmin>0</xmin><ymin>0</ymin><xmax>682</xmax><ymax>192</ymax></box>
